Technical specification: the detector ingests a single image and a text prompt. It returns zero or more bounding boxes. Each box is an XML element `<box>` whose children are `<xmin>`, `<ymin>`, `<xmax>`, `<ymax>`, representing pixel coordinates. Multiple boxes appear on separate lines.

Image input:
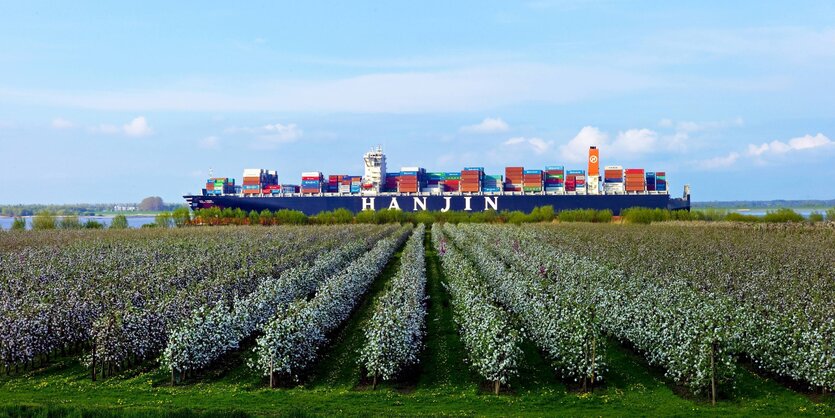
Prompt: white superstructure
<box><xmin>362</xmin><ymin>146</ymin><xmax>387</xmax><ymax>193</ymax></box>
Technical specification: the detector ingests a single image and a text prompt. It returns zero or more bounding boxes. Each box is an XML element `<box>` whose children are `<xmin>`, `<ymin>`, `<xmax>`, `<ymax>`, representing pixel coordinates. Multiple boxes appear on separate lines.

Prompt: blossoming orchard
<box><xmin>0</xmin><ymin>221</ymin><xmax>833</xmax><ymax>415</ymax></box>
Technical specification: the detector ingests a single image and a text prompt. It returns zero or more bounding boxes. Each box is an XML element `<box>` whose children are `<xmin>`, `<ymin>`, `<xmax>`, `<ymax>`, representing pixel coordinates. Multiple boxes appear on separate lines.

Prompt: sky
<box><xmin>1</xmin><ymin>1</ymin><xmax>834</xmax><ymax>204</ymax></box>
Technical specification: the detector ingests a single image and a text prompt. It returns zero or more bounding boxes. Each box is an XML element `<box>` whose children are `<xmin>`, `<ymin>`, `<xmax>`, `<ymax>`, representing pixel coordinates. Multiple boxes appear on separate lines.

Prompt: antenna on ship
<box><xmin>208</xmin><ymin>167</ymin><xmax>213</xmax><ymax>178</ymax></box>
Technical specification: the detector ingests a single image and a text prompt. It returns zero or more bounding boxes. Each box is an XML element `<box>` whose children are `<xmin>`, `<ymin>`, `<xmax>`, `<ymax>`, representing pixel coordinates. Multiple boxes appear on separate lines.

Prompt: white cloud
<box><xmin>460</xmin><ymin>117</ymin><xmax>509</xmax><ymax>134</ymax></box>
<box><xmin>559</xmin><ymin>126</ymin><xmax>608</xmax><ymax>163</ymax></box>
<box><xmin>747</xmin><ymin>133</ymin><xmax>833</xmax><ymax>156</ymax></box>
<box><xmin>123</xmin><ymin>116</ymin><xmax>153</xmax><ymax>137</ymax></box>
<box><xmin>612</xmin><ymin>128</ymin><xmax>657</xmax><ymax>155</ymax></box>
<box><xmin>0</xmin><ymin>64</ymin><xmax>654</xmax><ymax>113</ymax></box>
<box><xmin>658</xmin><ymin>118</ymin><xmax>673</xmax><ymax>128</ymax></box>
<box><xmin>199</xmin><ymin>136</ymin><xmax>221</xmax><ymax>150</ymax></box>
<box><xmin>51</xmin><ymin>117</ymin><xmax>73</xmax><ymax>129</ymax></box>
<box><xmin>698</xmin><ymin>152</ymin><xmax>740</xmax><ymax>170</ymax></box>
<box><xmin>503</xmin><ymin>136</ymin><xmax>553</xmax><ymax>155</ymax></box>
<box><xmin>91</xmin><ymin>124</ymin><xmax>120</xmax><ymax>134</ymax></box>
<box><xmin>251</xmin><ymin>123</ymin><xmax>303</xmax><ymax>149</ymax></box>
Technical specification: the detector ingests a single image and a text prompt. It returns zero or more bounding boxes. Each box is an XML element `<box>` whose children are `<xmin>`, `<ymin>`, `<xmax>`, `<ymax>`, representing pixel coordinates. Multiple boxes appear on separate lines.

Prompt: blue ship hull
<box><xmin>185</xmin><ymin>193</ymin><xmax>690</xmax><ymax>216</ymax></box>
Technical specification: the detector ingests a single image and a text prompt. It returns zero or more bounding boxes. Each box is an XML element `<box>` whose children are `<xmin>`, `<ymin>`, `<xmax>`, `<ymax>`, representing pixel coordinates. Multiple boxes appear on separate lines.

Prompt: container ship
<box><xmin>185</xmin><ymin>146</ymin><xmax>690</xmax><ymax>215</ymax></box>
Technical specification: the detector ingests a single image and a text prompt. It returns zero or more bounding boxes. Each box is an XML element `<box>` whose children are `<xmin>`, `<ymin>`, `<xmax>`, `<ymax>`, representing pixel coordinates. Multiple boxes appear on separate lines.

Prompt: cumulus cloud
<box><xmin>676</xmin><ymin>117</ymin><xmax>744</xmax><ymax>133</ymax></box>
<box><xmin>123</xmin><ymin>116</ymin><xmax>153</xmax><ymax>137</ymax></box>
<box><xmin>461</xmin><ymin>117</ymin><xmax>509</xmax><ymax>134</ymax></box>
<box><xmin>560</xmin><ymin>126</ymin><xmax>608</xmax><ymax>163</ymax></box>
<box><xmin>251</xmin><ymin>123</ymin><xmax>303</xmax><ymax>149</ymax></box>
<box><xmin>698</xmin><ymin>152</ymin><xmax>740</xmax><ymax>169</ymax></box>
<box><xmin>51</xmin><ymin>117</ymin><xmax>74</xmax><ymax>129</ymax></box>
<box><xmin>503</xmin><ymin>136</ymin><xmax>553</xmax><ymax>154</ymax></box>
<box><xmin>612</xmin><ymin>128</ymin><xmax>658</xmax><ymax>155</ymax></box>
<box><xmin>747</xmin><ymin>133</ymin><xmax>832</xmax><ymax>156</ymax></box>
<box><xmin>199</xmin><ymin>136</ymin><xmax>221</xmax><ymax>150</ymax></box>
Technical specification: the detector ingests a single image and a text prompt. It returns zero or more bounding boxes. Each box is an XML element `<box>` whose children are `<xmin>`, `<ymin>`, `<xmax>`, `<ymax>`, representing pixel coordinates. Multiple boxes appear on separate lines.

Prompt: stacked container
<box><xmin>625</xmin><ymin>169</ymin><xmax>646</xmax><ymax>193</ymax></box>
<box><xmin>461</xmin><ymin>167</ymin><xmax>483</xmax><ymax>193</ymax></box>
<box><xmin>566</xmin><ymin>170</ymin><xmax>586</xmax><ymax>193</ymax></box>
<box><xmin>301</xmin><ymin>171</ymin><xmax>324</xmax><ymax>194</ymax></box>
<box><xmin>205</xmin><ymin>177</ymin><xmax>235</xmax><ymax>196</ymax></box>
<box><xmin>504</xmin><ymin>167</ymin><xmax>524</xmax><ymax>192</ymax></box>
<box><xmin>523</xmin><ymin>170</ymin><xmax>543</xmax><ymax>192</ymax></box>
<box><xmin>243</xmin><ymin>169</ymin><xmax>277</xmax><ymax>195</ymax></box>
<box><xmin>482</xmin><ymin>175</ymin><xmax>502</xmax><ymax>192</ymax></box>
<box><xmin>656</xmin><ymin>172</ymin><xmax>667</xmax><ymax>192</ymax></box>
<box><xmin>281</xmin><ymin>184</ymin><xmax>300</xmax><ymax>194</ymax></box>
<box><xmin>645</xmin><ymin>172</ymin><xmax>657</xmax><ymax>192</ymax></box>
<box><xmin>327</xmin><ymin>175</ymin><xmax>345</xmax><ymax>193</ymax></box>
<box><xmin>398</xmin><ymin>167</ymin><xmax>424</xmax><ymax>193</ymax></box>
<box><xmin>441</xmin><ymin>172</ymin><xmax>460</xmax><ymax>192</ymax></box>
<box><xmin>603</xmin><ymin>165</ymin><xmax>624</xmax><ymax>194</ymax></box>
<box><xmin>384</xmin><ymin>172</ymin><xmax>399</xmax><ymax>192</ymax></box>
<box><xmin>544</xmin><ymin>166</ymin><xmax>564</xmax><ymax>193</ymax></box>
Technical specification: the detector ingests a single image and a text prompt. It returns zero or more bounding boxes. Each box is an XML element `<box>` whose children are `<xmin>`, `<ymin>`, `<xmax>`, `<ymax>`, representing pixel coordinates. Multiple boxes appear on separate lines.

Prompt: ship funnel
<box><xmin>588</xmin><ymin>146</ymin><xmax>600</xmax><ymax>177</ymax></box>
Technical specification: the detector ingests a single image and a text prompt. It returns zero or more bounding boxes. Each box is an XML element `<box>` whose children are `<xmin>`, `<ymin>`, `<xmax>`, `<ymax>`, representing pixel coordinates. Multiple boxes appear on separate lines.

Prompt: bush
<box><xmin>32</xmin><ymin>211</ymin><xmax>56</xmax><ymax>230</ymax></box>
<box><xmin>172</xmin><ymin>207</ymin><xmax>191</xmax><ymax>227</ymax></box>
<box><xmin>155</xmin><ymin>212</ymin><xmax>174</xmax><ymax>228</ymax></box>
<box><xmin>11</xmin><ymin>217</ymin><xmax>26</xmax><ymax>231</ymax></box>
<box><xmin>558</xmin><ymin>209</ymin><xmax>612</xmax><ymax>223</ymax></box>
<box><xmin>83</xmin><ymin>219</ymin><xmax>105</xmax><ymax>229</ymax></box>
<box><xmin>826</xmin><ymin>208</ymin><xmax>835</xmax><ymax>222</ymax></box>
<box><xmin>808</xmin><ymin>211</ymin><xmax>824</xmax><ymax>223</ymax></box>
<box><xmin>724</xmin><ymin>212</ymin><xmax>760</xmax><ymax>222</ymax></box>
<box><xmin>762</xmin><ymin>208</ymin><xmax>804</xmax><ymax>223</ymax></box>
<box><xmin>59</xmin><ymin>215</ymin><xmax>82</xmax><ymax>229</ymax></box>
<box><xmin>110</xmin><ymin>214</ymin><xmax>129</xmax><ymax>229</ymax></box>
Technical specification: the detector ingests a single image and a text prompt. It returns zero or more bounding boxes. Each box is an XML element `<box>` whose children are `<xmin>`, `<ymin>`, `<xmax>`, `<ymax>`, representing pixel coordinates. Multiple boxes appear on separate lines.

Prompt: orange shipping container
<box><xmin>588</xmin><ymin>146</ymin><xmax>600</xmax><ymax>177</ymax></box>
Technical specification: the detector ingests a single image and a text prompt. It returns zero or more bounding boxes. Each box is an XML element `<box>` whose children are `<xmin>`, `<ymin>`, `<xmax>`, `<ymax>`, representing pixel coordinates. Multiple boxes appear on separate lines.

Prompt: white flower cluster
<box><xmin>161</xmin><ymin>238</ymin><xmax>371</xmax><ymax>375</ymax></box>
<box><xmin>0</xmin><ymin>225</ymin><xmax>393</xmax><ymax>375</ymax></box>
<box><xmin>444</xmin><ymin>224</ymin><xmax>606</xmax><ymax>386</ymax></box>
<box><xmin>532</xmin><ymin>222</ymin><xmax>835</xmax><ymax>391</ymax></box>
<box><xmin>252</xmin><ymin>225</ymin><xmax>412</xmax><ymax>383</ymax></box>
<box><xmin>508</xmin><ymin>224</ymin><xmax>737</xmax><ymax>394</ymax></box>
<box><xmin>360</xmin><ymin>224</ymin><xmax>427</xmax><ymax>382</ymax></box>
<box><xmin>431</xmin><ymin>224</ymin><xmax>521</xmax><ymax>386</ymax></box>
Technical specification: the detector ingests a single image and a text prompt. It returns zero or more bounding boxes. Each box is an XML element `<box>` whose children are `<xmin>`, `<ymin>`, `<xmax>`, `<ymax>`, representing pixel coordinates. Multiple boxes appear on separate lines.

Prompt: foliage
<box><xmin>31</xmin><ymin>211</ymin><xmax>56</xmax><ymax>230</ymax></box>
<box><xmin>251</xmin><ymin>226</ymin><xmax>411</xmax><ymax>384</ymax></box>
<box><xmin>557</xmin><ymin>208</ymin><xmax>613</xmax><ymax>223</ymax></box>
<box><xmin>138</xmin><ymin>196</ymin><xmax>165</xmax><ymax>212</ymax></box>
<box><xmin>110</xmin><ymin>214</ymin><xmax>129</xmax><ymax>229</ymax></box>
<box><xmin>11</xmin><ymin>217</ymin><xmax>26</xmax><ymax>231</ymax></box>
<box><xmin>59</xmin><ymin>215</ymin><xmax>82</xmax><ymax>230</ymax></box>
<box><xmin>172</xmin><ymin>207</ymin><xmax>191</xmax><ymax>227</ymax></box>
<box><xmin>431</xmin><ymin>224</ymin><xmax>521</xmax><ymax>389</ymax></box>
<box><xmin>154</xmin><ymin>212</ymin><xmax>173</xmax><ymax>228</ymax></box>
<box><xmin>83</xmin><ymin>219</ymin><xmax>105</xmax><ymax>229</ymax></box>
<box><xmin>360</xmin><ymin>225</ymin><xmax>427</xmax><ymax>382</ymax></box>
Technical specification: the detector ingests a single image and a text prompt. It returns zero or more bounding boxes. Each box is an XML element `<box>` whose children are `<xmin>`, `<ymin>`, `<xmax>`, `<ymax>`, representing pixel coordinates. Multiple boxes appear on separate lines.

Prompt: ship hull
<box><xmin>185</xmin><ymin>193</ymin><xmax>689</xmax><ymax>215</ymax></box>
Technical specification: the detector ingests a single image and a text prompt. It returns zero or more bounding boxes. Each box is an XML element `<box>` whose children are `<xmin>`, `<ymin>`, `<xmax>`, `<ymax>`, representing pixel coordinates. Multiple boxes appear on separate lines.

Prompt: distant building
<box><xmin>113</xmin><ymin>206</ymin><xmax>137</xmax><ymax>211</ymax></box>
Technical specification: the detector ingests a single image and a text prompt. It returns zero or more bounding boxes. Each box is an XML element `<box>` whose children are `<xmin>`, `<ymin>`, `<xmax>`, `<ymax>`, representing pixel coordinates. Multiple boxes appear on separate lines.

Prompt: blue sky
<box><xmin>1</xmin><ymin>1</ymin><xmax>834</xmax><ymax>203</ymax></box>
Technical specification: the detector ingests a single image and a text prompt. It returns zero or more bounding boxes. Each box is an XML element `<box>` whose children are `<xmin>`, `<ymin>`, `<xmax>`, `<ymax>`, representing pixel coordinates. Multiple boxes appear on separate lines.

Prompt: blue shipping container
<box><xmin>524</xmin><ymin>170</ymin><xmax>543</xmax><ymax>174</ymax></box>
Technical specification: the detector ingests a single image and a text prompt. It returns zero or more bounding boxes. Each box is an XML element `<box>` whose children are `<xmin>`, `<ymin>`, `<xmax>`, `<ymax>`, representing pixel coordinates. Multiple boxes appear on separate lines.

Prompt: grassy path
<box><xmin>415</xmin><ymin>229</ymin><xmax>477</xmax><ymax>391</ymax></box>
<box><xmin>306</xmin><ymin>242</ymin><xmax>405</xmax><ymax>389</ymax></box>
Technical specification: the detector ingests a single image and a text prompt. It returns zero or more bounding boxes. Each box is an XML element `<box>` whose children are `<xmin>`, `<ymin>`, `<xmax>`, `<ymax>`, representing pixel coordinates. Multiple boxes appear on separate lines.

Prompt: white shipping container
<box><xmin>243</xmin><ymin>168</ymin><xmax>264</xmax><ymax>176</ymax></box>
<box><xmin>301</xmin><ymin>171</ymin><xmax>323</xmax><ymax>177</ymax></box>
<box><xmin>400</xmin><ymin>166</ymin><xmax>421</xmax><ymax>172</ymax></box>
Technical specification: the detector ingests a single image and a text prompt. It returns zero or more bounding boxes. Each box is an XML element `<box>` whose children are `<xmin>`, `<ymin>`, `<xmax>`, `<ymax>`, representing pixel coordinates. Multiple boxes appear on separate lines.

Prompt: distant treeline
<box><xmin>693</xmin><ymin>199</ymin><xmax>835</xmax><ymax>209</ymax></box>
<box><xmin>0</xmin><ymin>199</ymin><xmax>185</xmax><ymax>217</ymax></box>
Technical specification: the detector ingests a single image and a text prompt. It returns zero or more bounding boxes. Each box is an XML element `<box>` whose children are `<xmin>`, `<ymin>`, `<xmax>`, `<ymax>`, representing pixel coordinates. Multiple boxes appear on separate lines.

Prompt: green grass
<box><xmin>1</xmin><ymin>230</ymin><xmax>834</xmax><ymax>417</ymax></box>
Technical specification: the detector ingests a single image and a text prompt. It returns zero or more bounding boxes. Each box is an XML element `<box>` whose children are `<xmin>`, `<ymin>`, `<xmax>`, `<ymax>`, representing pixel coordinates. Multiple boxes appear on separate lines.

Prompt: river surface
<box><xmin>0</xmin><ymin>216</ymin><xmax>156</xmax><ymax>230</ymax></box>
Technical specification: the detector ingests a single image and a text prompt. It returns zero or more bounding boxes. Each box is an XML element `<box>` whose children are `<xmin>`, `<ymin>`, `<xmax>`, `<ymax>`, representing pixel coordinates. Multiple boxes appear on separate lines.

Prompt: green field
<box><xmin>1</xmin><ymin>225</ymin><xmax>834</xmax><ymax>417</ymax></box>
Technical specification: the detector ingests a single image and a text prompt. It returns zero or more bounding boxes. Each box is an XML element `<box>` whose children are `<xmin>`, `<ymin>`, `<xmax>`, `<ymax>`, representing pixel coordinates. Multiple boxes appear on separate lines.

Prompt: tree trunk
<box><xmin>372</xmin><ymin>373</ymin><xmax>378</xmax><ymax>390</ymax></box>
<box><xmin>710</xmin><ymin>341</ymin><xmax>717</xmax><ymax>406</ymax></box>
<box><xmin>589</xmin><ymin>334</ymin><xmax>597</xmax><ymax>393</ymax></box>
<box><xmin>494</xmin><ymin>380</ymin><xmax>500</xmax><ymax>395</ymax></box>
<box><xmin>269</xmin><ymin>357</ymin><xmax>275</xmax><ymax>389</ymax></box>
<box><xmin>91</xmin><ymin>343</ymin><xmax>97</xmax><ymax>381</ymax></box>
<box><xmin>171</xmin><ymin>368</ymin><xmax>176</xmax><ymax>386</ymax></box>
